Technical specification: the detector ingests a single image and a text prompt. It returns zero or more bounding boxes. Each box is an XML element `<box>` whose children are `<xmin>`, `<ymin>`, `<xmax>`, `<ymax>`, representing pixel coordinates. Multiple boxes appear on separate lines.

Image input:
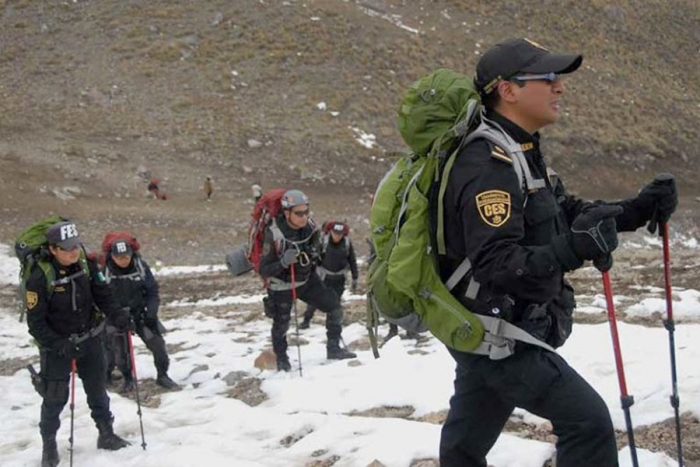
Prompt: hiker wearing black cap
<box><xmin>24</xmin><ymin>221</ymin><xmax>131</xmax><ymax>466</ymax></box>
<box><xmin>299</xmin><ymin>221</ymin><xmax>358</xmax><ymax>329</ymax></box>
<box><xmin>437</xmin><ymin>38</ymin><xmax>677</xmax><ymax>467</ymax></box>
<box><xmin>103</xmin><ymin>238</ymin><xmax>178</xmax><ymax>390</ymax></box>
<box><xmin>259</xmin><ymin>189</ymin><xmax>356</xmax><ymax>371</ymax></box>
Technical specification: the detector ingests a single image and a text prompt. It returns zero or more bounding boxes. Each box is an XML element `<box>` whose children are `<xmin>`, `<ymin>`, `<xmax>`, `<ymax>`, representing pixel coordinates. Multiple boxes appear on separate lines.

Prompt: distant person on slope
<box><xmin>258</xmin><ymin>189</ymin><xmax>356</xmax><ymax>371</ymax></box>
<box><xmin>252</xmin><ymin>183</ymin><xmax>263</xmax><ymax>203</ymax></box>
<box><xmin>437</xmin><ymin>38</ymin><xmax>678</xmax><ymax>467</ymax></box>
<box><xmin>203</xmin><ymin>176</ymin><xmax>214</xmax><ymax>201</ymax></box>
<box><xmin>300</xmin><ymin>220</ymin><xmax>358</xmax><ymax>329</ymax></box>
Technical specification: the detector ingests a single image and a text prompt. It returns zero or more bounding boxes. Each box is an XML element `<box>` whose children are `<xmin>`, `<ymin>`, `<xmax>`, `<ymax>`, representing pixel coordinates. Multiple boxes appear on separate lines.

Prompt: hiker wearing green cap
<box><xmin>437</xmin><ymin>39</ymin><xmax>677</xmax><ymax>467</ymax></box>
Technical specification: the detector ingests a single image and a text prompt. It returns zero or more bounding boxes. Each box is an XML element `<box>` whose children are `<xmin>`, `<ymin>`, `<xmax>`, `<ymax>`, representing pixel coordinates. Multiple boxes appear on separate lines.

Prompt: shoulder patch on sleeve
<box><xmin>476</xmin><ymin>190</ymin><xmax>512</xmax><ymax>228</ymax></box>
<box><xmin>26</xmin><ymin>291</ymin><xmax>39</xmax><ymax>310</ymax></box>
<box><xmin>489</xmin><ymin>145</ymin><xmax>512</xmax><ymax>164</ymax></box>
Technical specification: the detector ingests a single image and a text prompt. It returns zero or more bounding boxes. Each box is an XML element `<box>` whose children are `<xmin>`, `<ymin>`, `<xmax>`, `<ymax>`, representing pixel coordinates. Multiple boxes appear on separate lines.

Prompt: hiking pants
<box><xmin>39</xmin><ymin>336</ymin><xmax>112</xmax><ymax>438</ymax></box>
<box><xmin>440</xmin><ymin>346</ymin><xmax>618</xmax><ymax>467</ymax></box>
<box><xmin>303</xmin><ymin>275</ymin><xmax>345</xmax><ymax>322</ymax></box>
<box><xmin>106</xmin><ymin>324</ymin><xmax>169</xmax><ymax>379</ymax></box>
<box><xmin>267</xmin><ymin>272</ymin><xmax>343</xmax><ymax>357</ymax></box>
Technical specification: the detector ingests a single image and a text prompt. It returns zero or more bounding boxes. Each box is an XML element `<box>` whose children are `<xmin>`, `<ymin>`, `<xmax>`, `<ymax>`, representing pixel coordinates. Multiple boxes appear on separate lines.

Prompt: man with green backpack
<box><xmin>438</xmin><ymin>40</ymin><xmax>677</xmax><ymax>466</ymax></box>
<box><xmin>367</xmin><ymin>38</ymin><xmax>677</xmax><ymax>466</ymax></box>
<box><xmin>18</xmin><ymin>219</ymin><xmax>131</xmax><ymax>466</ymax></box>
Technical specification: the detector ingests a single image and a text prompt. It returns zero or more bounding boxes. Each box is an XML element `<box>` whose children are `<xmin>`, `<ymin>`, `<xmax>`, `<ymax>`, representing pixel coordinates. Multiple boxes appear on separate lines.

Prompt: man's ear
<box><xmin>497</xmin><ymin>80</ymin><xmax>519</xmax><ymax>104</ymax></box>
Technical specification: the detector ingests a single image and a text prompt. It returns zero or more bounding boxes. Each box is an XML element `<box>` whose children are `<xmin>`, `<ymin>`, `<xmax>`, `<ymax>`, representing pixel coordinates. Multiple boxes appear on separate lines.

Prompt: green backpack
<box><xmin>366</xmin><ymin>68</ymin><xmax>554</xmax><ymax>359</ymax></box>
<box><xmin>15</xmin><ymin>216</ymin><xmax>90</xmax><ymax>322</ymax></box>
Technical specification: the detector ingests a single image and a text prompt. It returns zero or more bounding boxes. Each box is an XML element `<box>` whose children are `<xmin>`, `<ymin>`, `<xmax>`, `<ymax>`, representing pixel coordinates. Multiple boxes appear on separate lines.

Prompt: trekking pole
<box><xmin>661</xmin><ymin>222</ymin><xmax>684</xmax><ymax>466</ymax></box>
<box><xmin>69</xmin><ymin>358</ymin><xmax>77</xmax><ymax>467</ymax></box>
<box><xmin>290</xmin><ymin>263</ymin><xmax>303</xmax><ymax>377</ymax></box>
<box><xmin>602</xmin><ymin>270</ymin><xmax>639</xmax><ymax>467</ymax></box>
<box><xmin>126</xmin><ymin>329</ymin><xmax>147</xmax><ymax>450</ymax></box>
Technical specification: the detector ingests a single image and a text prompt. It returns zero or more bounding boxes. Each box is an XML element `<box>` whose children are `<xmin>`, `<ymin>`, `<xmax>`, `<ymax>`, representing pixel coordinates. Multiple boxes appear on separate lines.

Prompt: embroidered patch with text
<box><xmin>26</xmin><ymin>291</ymin><xmax>39</xmax><ymax>310</ymax></box>
<box><xmin>476</xmin><ymin>190</ymin><xmax>512</xmax><ymax>228</ymax></box>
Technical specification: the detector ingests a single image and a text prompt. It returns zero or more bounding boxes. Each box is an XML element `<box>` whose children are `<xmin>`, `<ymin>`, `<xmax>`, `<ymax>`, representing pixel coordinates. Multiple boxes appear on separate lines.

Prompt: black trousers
<box><xmin>440</xmin><ymin>346</ymin><xmax>618</xmax><ymax>467</ymax></box>
<box><xmin>105</xmin><ymin>323</ymin><xmax>169</xmax><ymax>379</ymax></box>
<box><xmin>39</xmin><ymin>337</ymin><xmax>112</xmax><ymax>438</ymax></box>
<box><xmin>303</xmin><ymin>275</ymin><xmax>345</xmax><ymax>321</ymax></box>
<box><xmin>268</xmin><ymin>272</ymin><xmax>343</xmax><ymax>357</ymax></box>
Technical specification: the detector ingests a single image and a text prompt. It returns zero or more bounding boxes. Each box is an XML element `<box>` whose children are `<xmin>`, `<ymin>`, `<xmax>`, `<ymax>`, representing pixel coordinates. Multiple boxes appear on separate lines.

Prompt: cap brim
<box><xmin>58</xmin><ymin>236</ymin><xmax>82</xmax><ymax>250</ymax></box>
<box><xmin>522</xmin><ymin>53</ymin><xmax>583</xmax><ymax>75</ymax></box>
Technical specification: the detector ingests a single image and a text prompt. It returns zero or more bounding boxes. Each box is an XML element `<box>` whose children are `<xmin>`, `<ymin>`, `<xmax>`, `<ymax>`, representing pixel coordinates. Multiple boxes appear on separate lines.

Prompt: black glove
<box><xmin>55</xmin><ymin>339</ymin><xmax>80</xmax><ymax>359</ymax></box>
<box><xmin>634</xmin><ymin>173</ymin><xmax>678</xmax><ymax>234</ymax></box>
<box><xmin>112</xmin><ymin>309</ymin><xmax>131</xmax><ymax>331</ymax></box>
<box><xmin>279</xmin><ymin>249</ymin><xmax>299</xmax><ymax>268</ymax></box>
<box><xmin>553</xmin><ymin>205</ymin><xmax>623</xmax><ymax>271</ymax></box>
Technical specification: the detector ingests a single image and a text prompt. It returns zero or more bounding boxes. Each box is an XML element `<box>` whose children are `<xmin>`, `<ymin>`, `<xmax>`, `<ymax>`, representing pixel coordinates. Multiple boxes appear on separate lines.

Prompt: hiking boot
<box><xmin>156</xmin><ymin>373</ymin><xmax>179</xmax><ymax>389</ymax></box>
<box><xmin>326</xmin><ymin>345</ymin><xmax>356</xmax><ymax>360</ymax></box>
<box><xmin>385</xmin><ymin>325</ymin><xmax>398</xmax><ymax>340</ymax></box>
<box><xmin>298</xmin><ymin>319</ymin><xmax>310</xmax><ymax>330</ymax></box>
<box><xmin>276</xmin><ymin>355</ymin><xmax>291</xmax><ymax>372</ymax></box>
<box><xmin>96</xmin><ymin>418</ymin><xmax>130</xmax><ymax>451</ymax></box>
<box><xmin>41</xmin><ymin>437</ymin><xmax>59</xmax><ymax>467</ymax></box>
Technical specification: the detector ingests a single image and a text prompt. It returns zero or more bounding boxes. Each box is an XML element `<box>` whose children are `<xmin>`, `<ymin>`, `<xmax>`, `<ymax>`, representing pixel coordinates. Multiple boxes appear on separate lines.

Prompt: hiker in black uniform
<box><xmin>299</xmin><ymin>221</ymin><xmax>358</xmax><ymax>329</ymax></box>
<box><xmin>103</xmin><ymin>239</ymin><xmax>178</xmax><ymax>390</ymax></box>
<box><xmin>259</xmin><ymin>189</ymin><xmax>356</xmax><ymax>371</ymax></box>
<box><xmin>24</xmin><ymin>221</ymin><xmax>131</xmax><ymax>467</ymax></box>
<box><xmin>438</xmin><ymin>39</ymin><xmax>678</xmax><ymax>467</ymax></box>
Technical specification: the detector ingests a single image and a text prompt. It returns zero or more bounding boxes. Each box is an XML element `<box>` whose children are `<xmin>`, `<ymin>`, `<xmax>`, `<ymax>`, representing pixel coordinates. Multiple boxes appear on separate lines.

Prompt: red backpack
<box><xmin>322</xmin><ymin>220</ymin><xmax>350</xmax><ymax>236</ymax></box>
<box><xmin>247</xmin><ymin>188</ymin><xmax>286</xmax><ymax>273</ymax></box>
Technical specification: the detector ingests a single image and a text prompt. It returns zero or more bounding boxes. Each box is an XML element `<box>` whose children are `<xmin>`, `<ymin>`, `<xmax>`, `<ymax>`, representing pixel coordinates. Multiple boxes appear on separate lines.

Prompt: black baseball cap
<box><xmin>332</xmin><ymin>222</ymin><xmax>346</xmax><ymax>234</ymax></box>
<box><xmin>111</xmin><ymin>240</ymin><xmax>133</xmax><ymax>257</ymax></box>
<box><xmin>475</xmin><ymin>38</ymin><xmax>583</xmax><ymax>95</ymax></box>
<box><xmin>46</xmin><ymin>221</ymin><xmax>82</xmax><ymax>250</ymax></box>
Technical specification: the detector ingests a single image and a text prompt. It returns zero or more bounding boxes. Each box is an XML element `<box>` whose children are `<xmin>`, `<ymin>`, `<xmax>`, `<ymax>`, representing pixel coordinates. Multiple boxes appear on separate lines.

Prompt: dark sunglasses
<box><xmin>511</xmin><ymin>72</ymin><xmax>560</xmax><ymax>84</ymax></box>
<box><xmin>291</xmin><ymin>209</ymin><xmax>310</xmax><ymax>218</ymax></box>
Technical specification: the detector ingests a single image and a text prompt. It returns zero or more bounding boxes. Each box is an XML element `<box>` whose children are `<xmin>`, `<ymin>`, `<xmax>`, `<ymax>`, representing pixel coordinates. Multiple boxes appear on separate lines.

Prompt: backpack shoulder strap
<box><xmin>321</xmin><ymin>232</ymin><xmax>330</xmax><ymax>255</ymax></box>
<box><xmin>269</xmin><ymin>218</ymin><xmax>286</xmax><ymax>255</ymax></box>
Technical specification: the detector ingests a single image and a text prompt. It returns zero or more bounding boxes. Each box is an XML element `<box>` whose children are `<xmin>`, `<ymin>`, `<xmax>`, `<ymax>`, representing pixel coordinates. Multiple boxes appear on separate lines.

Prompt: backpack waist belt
<box><xmin>317</xmin><ymin>266</ymin><xmax>347</xmax><ymax>277</ymax></box>
<box><xmin>267</xmin><ymin>277</ymin><xmax>308</xmax><ymax>291</ymax></box>
<box><xmin>469</xmin><ymin>314</ymin><xmax>555</xmax><ymax>360</ymax></box>
<box><xmin>69</xmin><ymin>320</ymin><xmax>106</xmax><ymax>345</ymax></box>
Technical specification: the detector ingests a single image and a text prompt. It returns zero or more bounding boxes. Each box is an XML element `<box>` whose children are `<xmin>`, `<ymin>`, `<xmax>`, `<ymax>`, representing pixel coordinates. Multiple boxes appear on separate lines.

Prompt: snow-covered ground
<box><xmin>1</xmin><ymin>244</ymin><xmax>698</xmax><ymax>467</ymax></box>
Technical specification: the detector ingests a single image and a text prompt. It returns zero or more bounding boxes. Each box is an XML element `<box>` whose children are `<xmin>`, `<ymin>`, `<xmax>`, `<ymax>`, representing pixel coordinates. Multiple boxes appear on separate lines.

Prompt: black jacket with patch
<box><xmin>439</xmin><ymin>110</ymin><xmax>651</xmax><ymax>325</ymax></box>
<box><xmin>104</xmin><ymin>256</ymin><xmax>160</xmax><ymax>320</ymax></box>
<box><xmin>25</xmin><ymin>257</ymin><xmax>120</xmax><ymax>349</ymax></box>
<box><xmin>320</xmin><ymin>236</ymin><xmax>359</xmax><ymax>281</ymax></box>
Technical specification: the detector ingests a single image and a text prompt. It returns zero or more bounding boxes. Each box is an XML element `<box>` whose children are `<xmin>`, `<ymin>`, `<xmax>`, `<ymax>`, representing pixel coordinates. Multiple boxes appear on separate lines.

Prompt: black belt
<box><xmin>69</xmin><ymin>320</ymin><xmax>106</xmax><ymax>344</ymax></box>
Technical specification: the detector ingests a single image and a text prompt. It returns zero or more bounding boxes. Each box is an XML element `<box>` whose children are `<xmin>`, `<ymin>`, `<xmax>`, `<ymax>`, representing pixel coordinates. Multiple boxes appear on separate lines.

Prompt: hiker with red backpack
<box><xmin>257</xmin><ymin>189</ymin><xmax>356</xmax><ymax>371</ymax></box>
<box><xmin>431</xmin><ymin>39</ymin><xmax>678</xmax><ymax>467</ymax></box>
<box><xmin>101</xmin><ymin>233</ymin><xmax>178</xmax><ymax>390</ymax></box>
<box><xmin>299</xmin><ymin>220</ymin><xmax>358</xmax><ymax>329</ymax></box>
<box><xmin>20</xmin><ymin>220</ymin><xmax>131</xmax><ymax>467</ymax></box>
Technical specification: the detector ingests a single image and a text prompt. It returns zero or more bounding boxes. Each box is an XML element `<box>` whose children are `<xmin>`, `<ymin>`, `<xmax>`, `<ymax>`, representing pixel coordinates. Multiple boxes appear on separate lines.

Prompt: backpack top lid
<box><xmin>397</xmin><ymin>68</ymin><xmax>478</xmax><ymax>156</ymax></box>
<box><xmin>102</xmin><ymin>231</ymin><xmax>141</xmax><ymax>255</ymax></box>
<box><xmin>251</xmin><ymin>188</ymin><xmax>287</xmax><ymax>222</ymax></box>
<box><xmin>14</xmin><ymin>215</ymin><xmax>68</xmax><ymax>262</ymax></box>
<box><xmin>323</xmin><ymin>220</ymin><xmax>349</xmax><ymax>236</ymax></box>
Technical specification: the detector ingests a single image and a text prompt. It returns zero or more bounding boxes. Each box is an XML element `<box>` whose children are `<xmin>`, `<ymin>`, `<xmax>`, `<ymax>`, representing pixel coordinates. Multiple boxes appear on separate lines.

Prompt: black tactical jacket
<box><xmin>104</xmin><ymin>256</ymin><xmax>160</xmax><ymax>320</ymax></box>
<box><xmin>26</xmin><ymin>257</ymin><xmax>120</xmax><ymax>349</ymax></box>
<box><xmin>259</xmin><ymin>213</ymin><xmax>320</xmax><ymax>285</ymax></box>
<box><xmin>439</xmin><ymin>111</ymin><xmax>651</xmax><ymax>335</ymax></box>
